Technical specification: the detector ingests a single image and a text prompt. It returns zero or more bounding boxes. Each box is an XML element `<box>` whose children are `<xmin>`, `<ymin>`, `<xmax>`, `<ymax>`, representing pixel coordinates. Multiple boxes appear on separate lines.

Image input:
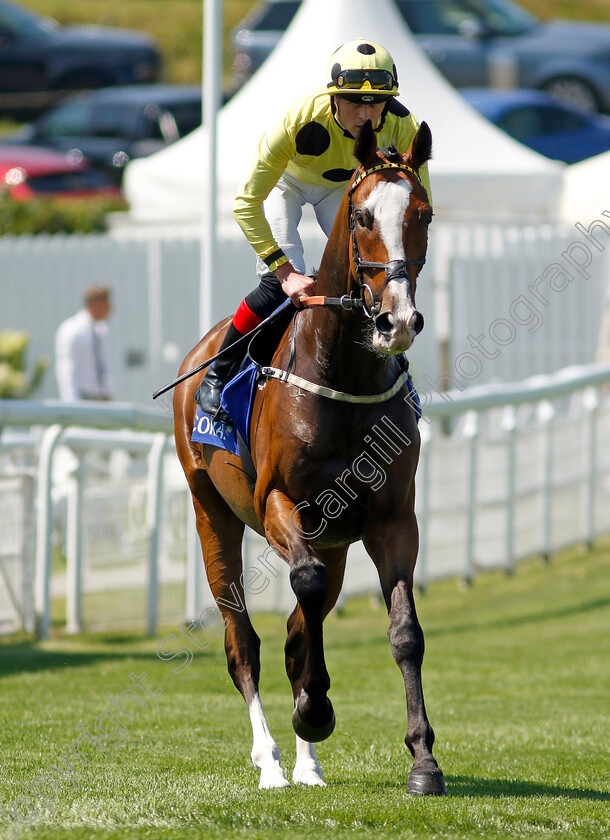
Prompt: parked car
<box><xmin>1</xmin><ymin>84</ymin><xmax>202</xmax><ymax>182</ymax></box>
<box><xmin>0</xmin><ymin>145</ymin><xmax>122</xmax><ymax>199</ymax></box>
<box><xmin>232</xmin><ymin>0</ymin><xmax>610</xmax><ymax>113</ymax></box>
<box><xmin>461</xmin><ymin>87</ymin><xmax>610</xmax><ymax>164</ymax></box>
<box><xmin>0</xmin><ymin>0</ymin><xmax>161</xmax><ymax>117</ymax></box>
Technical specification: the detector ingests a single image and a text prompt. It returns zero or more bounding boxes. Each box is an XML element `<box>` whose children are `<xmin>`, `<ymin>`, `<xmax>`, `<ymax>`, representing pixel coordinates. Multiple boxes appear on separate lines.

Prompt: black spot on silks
<box><xmin>295</xmin><ymin>122</ymin><xmax>331</xmax><ymax>156</ymax></box>
<box><xmin>357</xmin><ymin>43</ymin><xmax>376</xmax><ymax>55</ymax></box>
<box><xmin>387</xmin><ymin>99</ymin><xmax>410</xmax><ymax>118</ymax></box>
<box><xmin>322</xmin><ymin>168</ymin><xmax>355</xmax><ymax>182</ymax></box>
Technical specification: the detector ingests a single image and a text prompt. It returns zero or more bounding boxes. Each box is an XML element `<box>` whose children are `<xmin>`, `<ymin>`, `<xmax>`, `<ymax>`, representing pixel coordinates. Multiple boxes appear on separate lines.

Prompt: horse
<box><xmin>173</xmin><ymin>118</ymin><xmax>446</xmax><ymax>796</ymax></box>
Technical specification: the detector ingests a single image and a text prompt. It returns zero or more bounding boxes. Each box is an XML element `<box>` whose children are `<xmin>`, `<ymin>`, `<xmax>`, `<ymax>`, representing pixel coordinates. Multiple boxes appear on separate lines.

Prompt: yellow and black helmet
<box><xmin>327</xmin><ymin>38</ymin><xmax>399</xmax><ymax>101</ymax></box>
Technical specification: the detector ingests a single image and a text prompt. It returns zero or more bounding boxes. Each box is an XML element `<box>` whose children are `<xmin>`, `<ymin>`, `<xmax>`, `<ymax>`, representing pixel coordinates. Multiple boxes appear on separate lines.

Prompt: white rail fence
<box><xmin>1</xmin><ymin>360</ymin><xmax>609</xmax><ymax>639</ymax></box>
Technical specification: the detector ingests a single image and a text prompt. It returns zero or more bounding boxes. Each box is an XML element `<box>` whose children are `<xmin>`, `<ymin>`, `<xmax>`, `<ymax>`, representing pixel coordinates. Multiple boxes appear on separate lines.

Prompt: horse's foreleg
<box><xmin>189</xmin><ymin>473</ymin><xmax>289</xmax><ymax>788</ymax></box>
<box><xmin>365</xmin><ymin>494</ymin><xmax>446</xmax><ymax>796</ymax></box>
<box><xmin>262</xmin><ymin>489</ymin><xmax>336</xmax><ymax>744</ymax></box>
<box><xmin>285</xmin><ymin>547</ymin><xmax>347</xmax><ymax>784</ymax></box>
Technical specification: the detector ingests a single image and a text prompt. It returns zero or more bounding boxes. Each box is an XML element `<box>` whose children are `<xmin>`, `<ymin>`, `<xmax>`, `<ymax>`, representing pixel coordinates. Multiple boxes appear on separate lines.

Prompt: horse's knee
<box><xmin>289</xmin><ymin>560</ymin><xmax>328</xmax><ymax>610</ymax></box>
<box><xmin>387</xmin><ymin>580</ymin><xmax>424</xmax><ymax>666</ymax></box>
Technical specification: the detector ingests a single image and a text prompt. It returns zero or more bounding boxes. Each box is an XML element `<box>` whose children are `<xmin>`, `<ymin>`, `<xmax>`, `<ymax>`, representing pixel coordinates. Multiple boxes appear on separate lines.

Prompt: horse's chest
<box><xmin>284</xmin><ymin>435</ymin><xmax>411</xmax><ymax>542</ymax></box>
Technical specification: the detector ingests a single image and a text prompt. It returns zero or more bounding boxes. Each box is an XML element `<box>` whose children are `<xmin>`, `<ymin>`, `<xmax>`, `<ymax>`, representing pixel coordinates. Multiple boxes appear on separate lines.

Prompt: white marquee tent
<box><xmin>123</xmin><ymin>0</ymin><xmax>565</xmax><ymax>225</ymax></box>
<box><xmin>559</xmin><ymin>149</ymin><xmax>610</xmax><ymax>223</ymax></box>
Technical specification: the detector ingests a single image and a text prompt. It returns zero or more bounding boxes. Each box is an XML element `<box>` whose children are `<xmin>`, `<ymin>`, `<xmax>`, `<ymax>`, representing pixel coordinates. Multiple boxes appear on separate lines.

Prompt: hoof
<box><xmin>292</xmin><ymin>696</ymin><xmax>335</xmax><ymax>743</ymax></box>
<box><xmin>292</xmin><ymin>765</ymin><xmax>326</xmax><ymax>787</ymax></box>
<box><xmin>406</xmin><ymin>767</ymin><xmax>447</xmax><ymax>796</ymax></box>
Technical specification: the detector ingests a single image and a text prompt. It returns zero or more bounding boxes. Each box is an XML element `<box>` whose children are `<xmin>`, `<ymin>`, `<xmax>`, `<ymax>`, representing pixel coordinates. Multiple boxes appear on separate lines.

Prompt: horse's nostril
<box><xmin>375</xmin><ymin>312</ymin><xmax>395</xmax><ymax>336</ymax></box>
<box><xmin>412</xmin><ymin>311</ymin><xmax>424</xmax><ymax>335</ymax></box>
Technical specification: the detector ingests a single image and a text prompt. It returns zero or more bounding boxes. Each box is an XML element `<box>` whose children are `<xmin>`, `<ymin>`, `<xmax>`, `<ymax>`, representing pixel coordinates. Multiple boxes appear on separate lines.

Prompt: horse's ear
<box><xmin>405</xmin><ymin>121</ymin><xmax>432</xmax><ymax>172</ymax></box>
<box><xmin>353</xmin><ymin>120</ymin><xmax>378</xmax><ymax>168</ymax></box>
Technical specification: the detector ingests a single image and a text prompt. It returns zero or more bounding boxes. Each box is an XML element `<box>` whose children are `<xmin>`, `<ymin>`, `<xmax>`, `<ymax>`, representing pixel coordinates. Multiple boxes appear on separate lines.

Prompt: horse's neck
<box><xmin>296</xmin><ymin>200</ymin><xmax>396</xmax><ymax>394</ymax></box>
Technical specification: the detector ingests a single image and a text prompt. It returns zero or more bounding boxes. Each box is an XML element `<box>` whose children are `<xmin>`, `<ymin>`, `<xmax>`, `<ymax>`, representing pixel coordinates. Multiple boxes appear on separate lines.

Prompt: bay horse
<box><xmin>173</xmin><ymin>119</ymin><xmax>446</xmax><ymax>795</ymax></box>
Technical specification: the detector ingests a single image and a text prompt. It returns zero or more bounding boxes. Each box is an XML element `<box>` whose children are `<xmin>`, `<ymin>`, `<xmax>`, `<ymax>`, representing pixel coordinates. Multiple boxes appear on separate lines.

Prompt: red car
<box><xmin>0</xmin><ymin>145</ymin><xmax>121</xmax><ymax>199</ymax></box>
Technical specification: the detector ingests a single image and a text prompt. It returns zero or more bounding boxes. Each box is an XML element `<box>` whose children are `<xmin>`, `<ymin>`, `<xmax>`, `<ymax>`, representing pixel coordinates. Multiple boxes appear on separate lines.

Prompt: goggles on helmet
<box><xmin>331</xmin><ymin>68</ymin><xmax>395</xmax><ymax>92</ymax></box>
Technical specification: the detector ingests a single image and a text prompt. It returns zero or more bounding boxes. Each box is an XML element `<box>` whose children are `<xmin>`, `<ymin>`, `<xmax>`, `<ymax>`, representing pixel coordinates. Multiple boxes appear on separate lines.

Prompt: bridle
<box><xmin>347</xmin><ymin>161</ymin><xmax>426</xmax><ymax>318</ymax></box>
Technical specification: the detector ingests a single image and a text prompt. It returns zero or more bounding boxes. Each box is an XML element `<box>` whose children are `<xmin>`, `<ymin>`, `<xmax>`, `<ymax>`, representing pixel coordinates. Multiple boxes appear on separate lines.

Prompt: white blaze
<box><xmin>363</xmin><ymin>180</ymin><xmax>417</xmax><ymax>323</ymax></box>
<box><xmin>363</xmin><ymin>179</ymin><xmax>412</xmax><ymax>260</ymax></box>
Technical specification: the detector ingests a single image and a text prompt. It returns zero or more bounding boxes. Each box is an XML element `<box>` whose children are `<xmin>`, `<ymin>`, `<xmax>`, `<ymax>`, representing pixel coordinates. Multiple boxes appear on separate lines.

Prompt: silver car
<box><xmin>232</xmin><ymin>0</ymin><xmax>610</xmax><ymax>113</ymax></box>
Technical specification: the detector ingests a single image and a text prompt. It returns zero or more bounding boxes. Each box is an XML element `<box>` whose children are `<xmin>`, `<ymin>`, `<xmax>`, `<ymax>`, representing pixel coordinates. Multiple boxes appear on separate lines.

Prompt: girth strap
<box><xmin>259</xmin><ymin>366</ymin><xmax>411</xmax><ymax>404</ymax></box>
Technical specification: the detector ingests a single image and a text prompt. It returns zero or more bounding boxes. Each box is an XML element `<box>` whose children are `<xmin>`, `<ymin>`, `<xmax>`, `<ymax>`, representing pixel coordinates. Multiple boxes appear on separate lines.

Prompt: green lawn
<box><xmin>1</xmin><ymin>542</ymin><xmax>610</xmax><ymax>839</ymax></box>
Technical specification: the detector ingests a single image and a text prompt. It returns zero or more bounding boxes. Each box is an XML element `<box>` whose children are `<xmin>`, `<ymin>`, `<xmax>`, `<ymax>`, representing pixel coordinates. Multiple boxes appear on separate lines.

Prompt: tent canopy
<box><xmin>123</xmin><ymin>0</ymin><xmax>565</xmax><ymax>223</ymax></box>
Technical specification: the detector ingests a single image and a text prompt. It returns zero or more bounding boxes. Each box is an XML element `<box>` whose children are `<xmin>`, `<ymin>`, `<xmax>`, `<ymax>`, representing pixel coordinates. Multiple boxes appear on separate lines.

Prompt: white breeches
<box><xmin>256</xmin><ymin>173</ymin><xmax>344</xmax><ymax>277</ymax></box>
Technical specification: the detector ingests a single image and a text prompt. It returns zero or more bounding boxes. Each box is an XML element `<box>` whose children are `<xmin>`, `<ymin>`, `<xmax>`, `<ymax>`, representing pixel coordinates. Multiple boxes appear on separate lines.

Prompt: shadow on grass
<box><xmin>332</xmin><ymin>774</ymin><xmax>610</xmax><ymax>802</ymax></box>
<box><xmin>0</xmin><ymin>639</ymin><xmax>187</xmax><ymax>680</ymax></box>
<box><xmin>324</xmin><ymin>594</ymin><xmax>610</xmax><ymax>655</ymax></box>
<box><xmin>446</xmin><ymin>774</ymin><xmax>610</xmax><ymax>801</ymax></box>
<box><xmin>425</xmin><ymin>595</ymin><xmax>610</xmax><ymax>639</ymax></box>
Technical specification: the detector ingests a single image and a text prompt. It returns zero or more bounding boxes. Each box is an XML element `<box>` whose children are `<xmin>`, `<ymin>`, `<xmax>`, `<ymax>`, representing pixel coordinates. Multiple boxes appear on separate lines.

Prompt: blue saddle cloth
<box><xmin>191</xmin><ymin>361</ymin><xmax>259</xmax><ymax>453</ymax></box>
<box><xmin>191</xmin><ymin>408</ymin><xmax>240</xmax><ymax>454</ymax></box>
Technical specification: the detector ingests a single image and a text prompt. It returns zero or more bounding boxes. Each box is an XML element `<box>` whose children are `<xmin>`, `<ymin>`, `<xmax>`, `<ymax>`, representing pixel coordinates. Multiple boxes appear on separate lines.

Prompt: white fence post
<box><xmin>464</xmin><ymin>411</ymin><xmax>479</xmax><ymax>583</ymax></box>
<box><xmin>538</xmin><ymin>400</ymin><xmax>556</xmax><ymax>563</ymax></box>
<box><xmin>66</xmin><ymin>457</ymin><xmax>85</xmax><ymax>634</ymax></box>
<box><xmin>34</xmin><ymin>424</ymin><xmax>63</xmax><ymax>639</ymax></box>
<box><xmin>582</xmin><ymin>386</ymin><xmax>600</xmax><ymax>549</ymax></box>
<box><xmin>22</xmin><ymin>472</ymin><xmax>36</xmax><ymax>634</ymax></box>
<box><xmin>147</xmin><ymin>433</ymin><xmax>168</xmax><ymax>636</ymax></box>
<box><xmin>502</xmin><ymin>405</ymin><xmax>517</xmax><ymax>574</ymax></box>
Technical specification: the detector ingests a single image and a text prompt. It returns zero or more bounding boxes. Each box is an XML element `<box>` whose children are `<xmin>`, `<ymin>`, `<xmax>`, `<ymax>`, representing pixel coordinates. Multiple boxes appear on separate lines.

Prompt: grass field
<box><xmin>2</xmin><ymin>542</ymin><xmax>609</xmax><ymax>839</ymax></box>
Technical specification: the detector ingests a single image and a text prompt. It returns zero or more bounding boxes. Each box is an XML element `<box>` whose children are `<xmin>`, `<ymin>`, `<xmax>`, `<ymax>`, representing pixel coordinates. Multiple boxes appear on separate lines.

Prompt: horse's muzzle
<box><xmin>374</xmin><ymin>308</ymin><xmax>424</xmax><ymax>353</ymax></box>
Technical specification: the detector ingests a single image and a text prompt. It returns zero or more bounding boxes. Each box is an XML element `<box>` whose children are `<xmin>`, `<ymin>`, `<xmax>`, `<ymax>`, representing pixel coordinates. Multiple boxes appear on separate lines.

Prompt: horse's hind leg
<box><xmin>365</xmin><ymin>489</ymin><xmax>446</xmax><ymax>796</ymax></box>
<box><xmin>187</xmin><ymin>468</ymin><xmax>289</xmax><ymax>789</ymax></box>
<box><xmin>285</xmin><ymin>547</ymin><xmax>347</xmax><ymax>786</ymax></box>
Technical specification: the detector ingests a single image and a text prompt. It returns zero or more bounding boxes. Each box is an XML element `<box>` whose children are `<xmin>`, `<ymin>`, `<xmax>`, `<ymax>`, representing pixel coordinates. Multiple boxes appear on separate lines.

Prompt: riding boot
<box><xmin>194</xmin><ymin>322</ymin><xmax>246</xmax><ymax>424</ymax></box>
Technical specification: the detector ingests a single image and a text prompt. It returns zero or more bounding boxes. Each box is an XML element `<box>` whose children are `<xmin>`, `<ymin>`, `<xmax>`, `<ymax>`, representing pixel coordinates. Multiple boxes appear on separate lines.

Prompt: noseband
<box><xmin>348</xmin><ymin>162</ymin><xmax>426</xmax><ymax>318</ymax></box>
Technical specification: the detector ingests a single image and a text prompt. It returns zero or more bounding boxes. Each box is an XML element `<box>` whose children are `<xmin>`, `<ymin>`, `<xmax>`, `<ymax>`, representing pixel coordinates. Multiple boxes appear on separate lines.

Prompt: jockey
<box><xmin>196</xmin><ymin>37</ymin><xmax>432</xmax><ymax>422</ymax></box>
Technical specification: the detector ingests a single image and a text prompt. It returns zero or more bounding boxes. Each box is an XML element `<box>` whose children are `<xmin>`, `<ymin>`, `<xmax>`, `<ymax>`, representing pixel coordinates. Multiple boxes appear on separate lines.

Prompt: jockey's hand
<box><xmin>275</xmin><ymin>263</ymin><xmax>317</xmax><ymax>307</ymax></box>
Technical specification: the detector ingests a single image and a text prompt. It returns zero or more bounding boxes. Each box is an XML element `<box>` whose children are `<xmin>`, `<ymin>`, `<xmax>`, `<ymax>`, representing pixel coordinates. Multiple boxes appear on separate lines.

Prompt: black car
<box><xmin>0</xmin><ymin>0</ymin><xmax>161</xmax><ymax>117</ymax></box>
<box><xmin>3</xmin><ymin>84</ymin><xmax>202</xmax><ymax>182</ymax></box>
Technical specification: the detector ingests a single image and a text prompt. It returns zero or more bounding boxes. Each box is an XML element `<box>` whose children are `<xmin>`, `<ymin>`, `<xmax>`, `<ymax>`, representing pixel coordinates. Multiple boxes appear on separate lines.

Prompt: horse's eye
<box><xmin>355</xmin><ymin>209</ymin><xmax>372</xmax><ymax>229</ymax></box>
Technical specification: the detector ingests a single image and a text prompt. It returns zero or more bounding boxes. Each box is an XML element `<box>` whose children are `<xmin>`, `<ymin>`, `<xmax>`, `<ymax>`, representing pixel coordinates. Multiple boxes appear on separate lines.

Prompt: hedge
<box><xmin>0</xmin><ymin>193</ymin><xmax>128</xmax><ymax>235</ymax></box>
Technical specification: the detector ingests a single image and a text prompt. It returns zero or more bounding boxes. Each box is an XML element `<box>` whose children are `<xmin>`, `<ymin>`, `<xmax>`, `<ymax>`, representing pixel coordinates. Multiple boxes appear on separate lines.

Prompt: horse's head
<box><xmin>350</xmin><ymin>120</ymin><xmax>433</xmax><ymax>354</ymax></box>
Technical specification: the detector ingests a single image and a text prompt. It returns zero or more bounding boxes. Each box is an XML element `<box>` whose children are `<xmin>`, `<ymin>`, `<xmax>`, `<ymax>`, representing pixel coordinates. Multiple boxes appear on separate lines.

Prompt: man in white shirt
<box><xmin>55</xmin><ymin>286</ymin><xmax>113</xmax><ymax>401</ymax></box>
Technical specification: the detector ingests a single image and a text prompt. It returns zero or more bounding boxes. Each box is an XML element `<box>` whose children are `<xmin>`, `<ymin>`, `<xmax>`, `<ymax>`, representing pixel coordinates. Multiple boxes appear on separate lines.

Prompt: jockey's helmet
<box><xmin>326</xmin><ymin>38</ymin><xmax>399</xmax><ymax>102</ymax></box>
